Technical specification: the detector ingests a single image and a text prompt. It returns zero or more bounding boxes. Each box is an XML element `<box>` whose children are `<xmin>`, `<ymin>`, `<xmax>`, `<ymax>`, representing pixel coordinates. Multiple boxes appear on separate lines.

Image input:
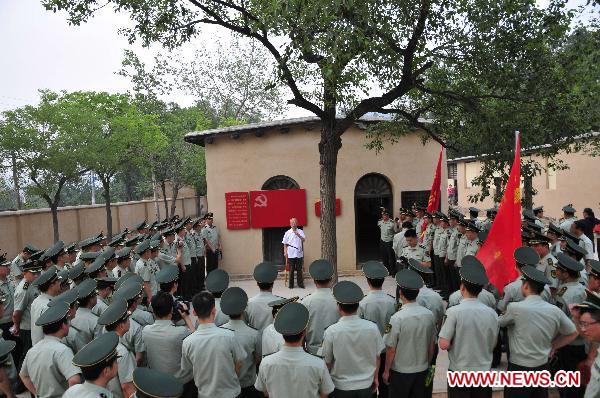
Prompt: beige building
<box><xmin>186</xmin><ymin>116</ymin><xmax>447</xmax><ymax>275</ymax></box>
<box><xmin>448</xmin><ymin>148</ymin><xmax>600</xmax><ymax>220</ymax></box>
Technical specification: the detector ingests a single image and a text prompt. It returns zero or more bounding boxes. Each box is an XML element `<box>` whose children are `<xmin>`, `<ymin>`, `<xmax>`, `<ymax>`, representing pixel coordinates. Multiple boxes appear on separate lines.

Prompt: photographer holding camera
<box><xmin>202</xmin><ymin>213</ymin><xmax>222</xmax><ymax>274</ymax></box>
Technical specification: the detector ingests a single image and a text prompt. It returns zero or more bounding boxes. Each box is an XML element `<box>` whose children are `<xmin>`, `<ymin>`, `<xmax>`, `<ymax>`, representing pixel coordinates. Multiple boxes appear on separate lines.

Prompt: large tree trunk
<box><xmin>523</xmin><ymin>174</ymin><xmax>533</xmax><ymax>209</ymax></box>
<box><xmin>170</xmin><ymin>184</ymin><xmax>180</xmax><ymax>219</ymax></box>
<box><xmin>318</xmin><ymin>121</ymin><xmax>342</xmax><ymax>277</ymax></box>
<box><xmin>161</xmin><ymin>181</ymin><xmax>169</xmax><ymax>220</ymax></box>
<box><xmin>50</xmin><ymin>203</ymin><xmax>60</xmax><ymax>242</ymax></box>
<box><xmin>101</xmin><ymin>178</ymin><xmax>113</xmax><ymax>239</ymax></box>
<box><xmin>11</xmin><ymin>152</ymin><xmax>22</xmax><ymax>210</ymax></box>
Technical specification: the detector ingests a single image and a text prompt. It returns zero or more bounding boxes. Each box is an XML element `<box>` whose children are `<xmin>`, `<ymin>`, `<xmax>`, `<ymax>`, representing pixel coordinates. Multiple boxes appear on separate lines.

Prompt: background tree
<box><xmin>44</xmin><ymin>0</ymin><xmax>595</xmax><ymax>272</ymax></box>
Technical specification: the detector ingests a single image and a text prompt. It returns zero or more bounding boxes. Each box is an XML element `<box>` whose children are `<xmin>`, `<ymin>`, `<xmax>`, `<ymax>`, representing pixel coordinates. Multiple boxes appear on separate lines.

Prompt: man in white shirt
<box><xmin>572</xmin><ymin>220</ymin><xmax>597</xmax><ymax>264</ymax></box>
<box><xmin>282</xmin><ymin>218</ymin><xmax>306</xmax><ymax>289</ymax></box>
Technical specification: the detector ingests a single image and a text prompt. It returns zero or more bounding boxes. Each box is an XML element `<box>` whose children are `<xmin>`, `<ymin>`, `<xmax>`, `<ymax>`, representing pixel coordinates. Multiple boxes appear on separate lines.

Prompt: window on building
<box><xmin>448</xmin><ymin>163</ymin><xmax>457</xmax><ymax>179</ymax></box>
<box><xmin>401</xmin><ymin>190</ymin><xmax>433</xmax><ymax>210</ymax></box>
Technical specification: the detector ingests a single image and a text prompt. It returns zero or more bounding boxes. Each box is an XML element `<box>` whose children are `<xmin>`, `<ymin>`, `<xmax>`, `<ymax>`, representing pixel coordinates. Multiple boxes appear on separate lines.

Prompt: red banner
<box><xmin>315</xmin><ymin>199</ymin><xmax>341</xmax><ymax>217</ymax></box>
<box><xmin>225</xmin><ymin>192</ymin><xmax>250</xmax><ymax>230</ymax></box>
<box><xmin>250</xmin><ymin>189</ymin><xmax>307</xmax><ymax>228</ymax></box>
<box><xmin>421</xmin><ymin>147</ymin><xmax>444</xmax><ymax>242</ymax></box>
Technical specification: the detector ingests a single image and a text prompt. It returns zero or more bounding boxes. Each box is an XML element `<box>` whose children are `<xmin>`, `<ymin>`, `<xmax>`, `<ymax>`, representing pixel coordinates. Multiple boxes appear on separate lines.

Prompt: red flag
<box><xmin>420</xmin><ymin>147</ymin><xmax>444</xmax><ymax>241</ymax></box>
<box><xmin>476</xmin><ymin>132</ymin><xmax>521</xmax><ymax>294</ymax></box>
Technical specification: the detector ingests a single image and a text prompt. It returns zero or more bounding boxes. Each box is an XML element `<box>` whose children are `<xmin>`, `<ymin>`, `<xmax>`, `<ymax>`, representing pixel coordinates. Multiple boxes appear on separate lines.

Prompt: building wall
<box><xmin>453</xmin><ymin>150</ymin><xmax>600</xmax><ymax>220</ymax></box>
<box><xmin>205</xmin><ymin>125</ymin><xmax>446</xmax><ymax>275</ymax></box>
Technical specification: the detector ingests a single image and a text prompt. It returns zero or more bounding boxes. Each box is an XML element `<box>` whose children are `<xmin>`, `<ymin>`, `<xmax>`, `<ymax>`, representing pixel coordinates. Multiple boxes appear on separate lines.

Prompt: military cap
<box><xmin>114</xmin><ymin>272</ymin><xmax>137</xmax><ymax>291</ymax></box>
<box><xmin>562</xmin><ymin>204</ymin><xmax>576</xmax><ymax>214</ymax></box>
<box><xmin>80</xmin><ymin>236</ymin><xmax>102</xmax><ymax>249</ymax></box>
<box><xmin>162</xmin><ymin>227</ymin><xmax>176</xmax><ymax>237</ymax></box>
<box><xmin>135</xmin><ymin>240</ymin><xmax>151</xmax><ymax>255</ymax></box>
<box><xmin>529</xmin><ymin>232</ymin><xmax>551</xmax><ymax>245</ymax></box>
<box><xmin>459</xmin><ymin>256</ymin><xmax>489</xmax><ymax>286</ymax></box>
<box><xmin>431</xmin><ymin>211</ymin><xmax>441</xmax><ymax>219</ymax></box>
<box><xmin>465</xmin><ymin>221</ymin><xmax>480</xmax><ymax>233</ymax></box>
<box><xmin>22</xmin><ymin>251</ymin><xmax>44</xmax><ymax>273</ymax></box>
<box><xmin>562</xmin><ymin>229</ymin><xmax>579</xmax><ymax>243</ymax></box>
<box><xmin>171</xmin><ymin>214</ymin><xmax>182</xmax><ymax>222</ymax></box>
<box><xmin>332</xmin><ymin>281</ymin><xmax>363</xmax><ymax>304</ymax></box>
<box><xmin>149</xmin><ymin>240</ymin><xmax>161</xmax><ymax>251</ymax></box>
<box><xmin>438</xmin><ymin>213</ymin><xmax>449</xmax><ymax>223</ymax></box>
<box><xmin>65</xmin><ymin>243</ymin><xmax>78</xmax><ymax>253</ymax></box>
<box><xmin>133</xmin><ymin>367</ymin><xmax>184</xmax><ymax>398</ymax></box>
<box><xmin>204</xmin><ymin>212</ymin><xmax>214</xmax><ymax>220</ymax></box>
<box><xmin>0</xmin><ymin>253</ymin><xmax>9</xmax><ymax>267</ymax></box>
<box><xmin>253</xmin><ymin>262</ymin><xmax>278</xmax><ymax>283</ymax></box>
<box><xmin>108</xmin><ymin>235</ymin><xmax>125</xmax><ymax>247</ymax></box>
<box><xmin>98</xmin><ymin>298</ymin><xmax>130</xmax><ymax>326</ymax></box>
<box><xmin>526</xmin><ymin>222</ymin><xmax>543</xmax><ymax>234</ymax></box>
<box><xmin>533</xmin><ymin>206</ymin><xmax>543</xmax><ymax>213</ymax></box>
<box><xmin>274</xmin><ymin>302</ymin><xmax>309</xmax><ymax>336</ymax></box>
<box><xmin>309</xmin><ymin>259</ymin><xmax>334</xmax><ymax>281</ymax></box>
<box><xmin>362</xmin><ymin>261</ymin><xmax>389</xmax><ymax>279</ymax></box>
<box><xmin>113</xmin><ymin>280</ymin><xmax>143</xmax><ymax>302</ymax></box>
<box><xmin>520</xmin><ymin>265</ymin><xmax>550</xmax><ymax>286</ymax></box>
<box><xmin>478</xmin><ymin>229</ymin><xmax>489</xmax><ymax>243</ymax></box>
<box><xmin>23</xmin><ymin>244</ymin><xmax>40</xmax><ymax>254</ymax></box>
<box><xmin>124</xmin><ymin>235</ymin><xmax>142</xmax><ymax>247</ymax></box>
<box><xmin>73</xmin><ymin>331</ymin><xmax>119</xmax><ymax>369</ymax></box>
<box><xmin>407</xmin><ymin>258</ymin><xmax>433</xmax><ymax>275</ymax></box>
<box><xmin>191</xmin><ymin>218</ymin><xmax>202</xmax><ymax>228</ymax></box>
<box><xmin>522</xmin><ymin>209</ymin><xmax>536</xmax><ymax>221</ymax></box>
<box><xmin>97</xmin><ymin>277</ymin><xmax>117</xmax><ymax>290</ymax></box>
<box><xmin>576</xmin><ymin>289</ymin><xmax>600</xmax><ymax>311</ymax></box>
<box><xmin>521</xmin><ymin>230</ymin><xmax>532</xmax><ymax>243</ymax></box>
<box><xmin>220</xmin><ymin>287</ymin><xmax>248</xmax><ymax>316</ymax></box>
<box><xmin>44</xmin><ymin>241</ymin><xmax>65</xmax><ymax>259</ymax></box>
<box><xmin>174</xmin><ymin>221</ymin><xmax>186</xmax><ymax>232</ymax></box>
<box><xmin>102</xmin><ymin>247</ymin><xmax>116</xmax><ymax>261</ymax></box>
<box><xmin>514</xmin><ymin>247</ymin><xmax>540</xmax><ymax>266</ymax></box>
<box><xmin>32</xmin><ymin>266</ymin><xmax>59</xmax><ymax>288</ymax></box>
<box><xmin>458</xmin><ymin>218</ymin><xmax>469</xmax><ymax>228</ymax></box>
<box><xmin>68</xmin><ymin>262</ymin><xmax>86</xmax><ymax>281</ymax></box>
<box><xmin>268</xmin><ymin>296</ymin><xmax>298</xmax><ymax>309</ymax></box>
<box><xmin>156</xmin><ymin>265</ymin><xmax>179</xmax><ymax>284</ymax></box>
<box><xmin>0</xmin><ymin>340</ymin><xmax>16</xmax><ymax>365</ymax></box>
<box><xmin>547</xmin><ymin>223</ymin><xmax>563</xmax><ymax>237</ymax></box>
<box><xmin>395</xmin><ymin>268</ymin><xmax>424</xmax><ymax>290</ymax></box>
<box><xmin>589</xmin><ymin>260</ymin><xmax>600</xmax><ymax>278</ymax></box>
<box><xmin>85</xmin><ymin>256</ymin><xmax>106</xmax><ymax>276</ymax></box>
<box><xmin>77</xmin><ymin>278</ymin><xmax>97</xmax><ymax>299</ymax></box>
<box><xmin>150</xmin><ymin>232</ymin><xmax>162</xmax><ymax>242</ymax></box>
<box><xmin>135</xmin><ymin>221</ymin><xmax>148</xmax><ymax>231</ymax></box>
<box><xmin>468</xmin><ymin>207</ymin><xmax>480</xmax><ymax>214</ymax></box>
<box><xmin>565</xmin><ymin>239</ymin><xmax>587</xmax><ymax>258</ymax></box>
<box><xmin>115</xmin><ymin>247</ymin><xmax>132</xmax><ymax>261</ymax></box>
<box><xmin>80</xmin><ymin>251</ymin><xmax>101</xmax><ymax>261</ymax></box>
<box><xmin>206</xmin><ymin>269</ymin><xmax>230</xmax><ymax>293</ymax></box>
<box><xmin>405</xmin><ymin>210</ymin><xmax>416</xmax><ymax>217</ymax></box>
<box><xmin>35</xmin><ymin>301</ymin><xmax>70</xmax><ymax>326</ymax></box>
<box><xmin>399</xmin><ymin>208</ymin><xmax>408</xmax><ymax>215</ymax></box>
<box><xmin>448</xmin><ymin>210</ymin><xmax>462</xmax><ymax>220</ymax></box>
<box><xmin>49</xmin><ymin>287</ymin><xmax>79</xmax><ymax>307</ymax></box>
<box><xmin>555</xmin><ymin>253</ymin><xmax>584</xmax><ymax>272</ymax></box>
<box><xmin>57</xmin><ymin>268</ymin><xmax>70</xmax><ymax>284</ymax></box>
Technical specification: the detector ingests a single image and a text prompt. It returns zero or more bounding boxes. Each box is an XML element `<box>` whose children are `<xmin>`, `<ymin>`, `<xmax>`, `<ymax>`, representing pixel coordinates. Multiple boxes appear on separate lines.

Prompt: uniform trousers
<box><xmin>206</xmin><ymin>249</ymin><xmax>219</xmax><ymax>274</ymax></box>
<box><xmin>431</xmin><ymin>253</ymin><xmax>441</xmax><ymax>288</ymax></box>
<box><xmin>377</xmin><ymin>352</ymin><xmax>388</xmax><ymax>398</ymax></box>
<box><xmin>18</xmin><ymin>329</ymin><xmax>31</xmax><ymax>370</ymax></box>
<box><xmin>446</xmin><ymin>260</ymin><xmax>458</xmax><ymax>296</ymax></box>
<box><xmin>194</xmin><ymin>256</ymin><xmax>206</xmax><ymax>293</ymax></box>
<box><xmin>441</xmin><ymin>258</ymin><xmax>452</xmax><ymax>298</ymax></box>
<box><xmin>389</xmin><ymin>369</ymin><xmax>428</xmax><ymax>398</ymax></box>
<box><xmin>181</xmin><ymin>263</ymin><xmax>194</xmax><ymax>301</ymax></box>
<box><xmin>0</xmin><ymin>322</ymin><xmax>22</xmax><ymax>372</ymax></box>
<box><xmin>505</xmin><ymin>362</ymin><xmax>549</xmax><ymax>398</ymax></box>
<box><xmin>379</xmin><ymin>241</ymin><xmax>395</xmax><ymax>276</ymax></box>
<box><xmin>450</xmin><ymin>265</ymin><xmax>461</xmax><ymax>293</ymax></box>
<box><xmin>424</xmin><ymin>345</ymin><xmax>439</xmax><ymax>398</ymax></box>
<box><xmin>330</xmin><ymin>387</ymin><xmax>373</xmax><ymax>398</ymax></box>
<box><xmin>553</xmin><ymin>344</ymin><xmax>586</xmax><ymax>398</ymax></box>
<box><xmin>287</xmin><ymin>257</ymin><xmax>304</xmax><ymax>288</ymax></box>
<box><xmin>182</xmin><ymin>380</ymin><xmax>198</xmax><ymax>398</ymax></box>
<box><xmin>447</xmin><ymin>385</ymin><xmax>492</xmax><ymax>398</ymax></box>
<box><xmin>241</xmin><ymin>385</ymin><xmax>264</xmax><ymax>398</ymax></box>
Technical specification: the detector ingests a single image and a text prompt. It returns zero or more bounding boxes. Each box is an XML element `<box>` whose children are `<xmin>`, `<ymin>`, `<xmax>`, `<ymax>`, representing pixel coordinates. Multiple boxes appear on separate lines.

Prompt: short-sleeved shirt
<box><xmin>192</xmin><ymin>230</ymin><xmax>205</xmax><ymax>257</ymax></box>
<box><xmin>300</xmin><ymin>288</ymin><xmax>341</xmax><ymax>355</ymax></box>
<box><xmin>497</xmin><ymin>278</ymin><xmax>552</xmax><ymax>313</ymax></box>
<box><xmin>455</xmin><ymin>235</ymin><xmax>468</xmax><ymax>267</ymax></box>
<box><xmin>578</xmin><ymin>234</ymin><xmax>595</xmax><ymax>261</ymax></box>
<box><xmin>384</xmin><ymin>302</ymin><xmax>437</xmax><ymax>373</ymax></box>
<box><xmin>392</xmin><ymin>230</ymin><xmax>408</xmax><ymax>257</ymax></box>
<box><xmin>282</xmin><ymin>228</ymin><xmax>305</xmax><ymax>258</ymax></box>
<box><xmin>555</xmin><ymin>281</ymin><xmax>586</xmax><ymax>346</ymax></box>
<box><xmin>112</xmin><ymin>265</ymin><xmax>130</xmax><ymax>279</ymax></box>
<box><xmin>586</xmin><ymin>349</ymin><xmax>600</xmax><ymax>398</ymax></box>
<box><xmin>92</xmin><ymin>295</ymin><xmax>110</xmax><ymax>317</ymax></box>
<box><xmin>108</xmin><ymin>342</ymin><xmax>136</xmax><ymax>398</ymax></box>
<box><xmin>63</xmin><ymin>381</ymin><xmax>114</xmax><ymax>398</ymax></box>
<box><xmin>184</xmin><ymin>231</ymin><xmax>197</xmax><ymax>258</ymax></box>
<box><xmin>498</xmin><ymin>295</ymin><xmax>576</xmax><ymax>367</ymax></box>
<box><xmin>135</xmin><ymin>258</ymin><xmax>160</xmax><ymax>295</ymax></box>
<box><xmin>223</xmin><ymin>319</ymin><xmax>261</xmax><ymax>388</ymax></box>
<box><xmin>359</xmin><ymin>290</ymin><xmax>396</xmax><ymax>337</ymax></box>
<box><xmin>400</xmin><ymin>245</ymin><xmax>431</xmax><ymax>264</ymax></box>
<box><xmin>71</xmin><ymin>307</ymin><xmax>101</xmax><ymax>346</ymax></box>
<box><xmin>417</xmin><ymin>287</ymin><xmax>445</xmax><ymax>328</ymax></box>
<box><xmin>378</xmin><ymin>220</ymin><xmax>396</xmax><ymax>242</ymax></box>
<box><xmin>176</xmin><ymin>236</ymin><xmax>192</xmax><ymax>266</ymax></box>
<box><xmin>464</xmin><ymin>238</ymin><xmax>480</xmax><ymax>257</ymax></box>
<box><xmin>14</xmin><ymin>278</ymin><xmax>39</xmax><ymax>330</ymax></box>
<box><xmin>120</xmin><ymin>317</ymin><xmax>146</xmax><ymax>355</ymax></box>
<box><xmin>63</xmin><ymin>326</ymin><xmax>86</xmax><ymax>354</ymax></box>
<box><xmin>155</xmin><ymin>252</ymin><xmax>177</xmax><ymax>269</ymax></box>
<box><xmin>20</xmin><ymin>335</ymin><xmax>81</xmax><ymax>398</ymax></box>
<box><xmin>246</xmin><ymin>291</ymin><xmax>283</xmax><ymax>333</ymax></box>
<box><xmin>143</xmin><ymin>319</ymin><xmax>191</xmax><ymax>382</ymax></box>
<box><xmin>255</xmin><ymin>345</ymin><xmax>334</xmax><ymax>398</ymax></box>
<box><xmin>181</xmin><ymin>323</ymin><xmax>246</xmax><ymax>398</ymax></box>
<box><xmin>10</xmin><ymin>254</ymin><xmax>24</xmax><ymax>280</ymax></box>
<box><xmin>439</xmin><ymin>298</ymin><xmax>499</xmax><ymax>371</ymax></box>
<box><xmin>214</xmin><ymin>298</ymin><xmax>230</xmax><ymax>327</ymax></box>
<box><xmin>319</xmin><ymin>315</ymin><xmax>384</xmax><ymax>390</ymax></box>
<box><xmin>448</xmin><ymin>289</ymin><xmax>496</xmax><ymax>310</ymax></box>
<box><xmin>446</xmin><ymin>228</ymin><xmax>460</xmax><ymax>261</ymax></box>
<box><xmin>261</xmin><ymin>323</ymin><xmax>284</xmax><ymax>357</ymax></box>
<box><xmin>201</xmin><ymin>226</ymin><xmax>220</xmax><ymax>250</ymax></box>
<box><xmin>436</xmin><ymin>228</ymin><xmax>450</xmax><ymax>258</ymax></box>
<box><xmin>559</xmin><ymin>217</ymin><xmax>577</xmax><ymax>233</ymax></box>
<box><xmin>536</xmin><ymin>253</ymin><xmax>559</xmax><ymax>290</ymax></box>
<box><xmin>0</xmin><ymin>279</ymin><xmax>15</xmax><ymax>324</ymax></box>
<box><xmin>30</xmin><ymin>292</ymin><xmax>53</xmax><ymax>345</ymax></box>
<box><xmin>432</xmin><ymin>226</ymin><xmax>444</xmax><ymax>254</ymax></box>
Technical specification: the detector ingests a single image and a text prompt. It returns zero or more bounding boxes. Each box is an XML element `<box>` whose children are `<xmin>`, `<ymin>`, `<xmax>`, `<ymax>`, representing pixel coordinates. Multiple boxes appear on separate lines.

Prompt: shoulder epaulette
<box><xmin>23</xmin><ymin>282</ymin><xmax>29</xmax><ymax>290</ymax></box>
<box><xmin>362</xmin><ymin>318</ymin><xmax>378</xmax><ymax>326</ymax></box>
<box><xmin>301</xmin><ymin>293</ymin><xmax>312</xmax><ymax>300</ymax></box>
<box><xmin>262</xmin><ymin>352</ymin><xmax>276</xmax><ymax>358</ymax></box>
<box><xmin>70</xmin><ymin>324</ymin><xmax>82</xmax><ymax>333</ymax></box>
<box><xmin>557</xmin><ymin>286</ymin><xmax>567</xmax><ymax>297</ymax></box>
<box><xmin>219</xmin><ymin>326</ymin><xmax>234</xmax><ymax>332</ymax></box>
<box><xmin>419</xmin><ymin>245</ymin><xmax>426</xmax><ymax>249</ymax></box>
<box><xmin>387</xmin><ymin>293</ymin><xmax>395</xmax><ymax>299</ymax></box>
<box><xmin>547</xmin><ymin>258</ymin><xmax>554</xmax><ymax>266</ymax></box>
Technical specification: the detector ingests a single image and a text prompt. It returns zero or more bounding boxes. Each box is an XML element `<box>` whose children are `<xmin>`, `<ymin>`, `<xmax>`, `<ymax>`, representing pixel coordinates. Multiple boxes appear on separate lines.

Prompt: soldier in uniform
<box><xmin>12</xmin><ymin>252</ymin><xmax>43</xmax><ymax>367</ymax></box>
<box><xmin>407</xmin><ymin>259</ymin><xmax>445</xmax><ymax>330</ymax></box>
<box><xmin>398</xmin><ymin>229</ymin><xmax>431</xmax><ymax>268</ymax></box>
<box><xmin>570</xmin><ymin>290</ymin><xmax>600</xmax><ymax>398</ymax></box>
<box><xmin>378</xmin><ymin>209</ymin><xmax>397</xmax><ymax>275</ymax></box>
<box><xmin>436</xmin><ymin>214</ymin><xmax>451</xmax><ymax>299</ymax></box>
<box><xmin>246</xmin><ymin>262</ymin><xmax>283</xmax><ymax>334</ymax></box>
<box><xmin>559</xmin><ymin>204</ymin><xmax>578</xmax><ymax>233</ymax></box>
<box><xmin>205</xmin><ymin>269</ymin><xmax>230</xmax><ymax>326</ymax></box>
<box><xmin>547</xmin><ymin>224</ymin><xmax>564</xmax><ymax>257</ymax></box>
<box><xmin>72</xmin><ymin>278</ymin><xmax>102</xmax><ymax>346</ymax></box>
<box><xmin>319</xmin><ymin>280</ymin><xmax>384</xmax><ymax>397</ymax></box>
<box><xmin>358</xmin><ymin>261</ymin><xmax>395</xmax><ymax>398</ymax></box>
<box><xmin>180</xmin><ymin>291</ymin><xmax>245</xmax><ymax>398</ymax></box>
<box><xmin>530</xmin><ymin>233</ymin><xmax>560</xmax><ymax>295</ymax></box>
<box><xmin>184</xmin><ymin>219</ymin><xmax>198</xmax><ymax>296</ymax></box>
<box><xmin>49</xmin><ymin>288</ymin><xmax>86</xmax><ymax>354</ymax></box>
<box><xmin>132</xmin><ymin>367</ymin><xmax>184</xmax><ymax>398</ymax></box>
<box><xmin>300</xmin><ymin>259</ymin><xmax>340</xmax><ymax>355</ymax></box>
<box><xmin>446</xmin><ymin>211</ymin><xmax>462</xmax><ymax>294</ymax></box>
<box><xmin>255</xmin><ymin>302</ymin><xmax>335</xmax><ymax>398</ymax></box>
<box><xmin>392</xmin><ymin>221</ymin><xmax>413</xmax><ymax>263</ymax></box>
<box><xmin>468</xmin><ymin>207</ymin><xmax>481</xmax><ymax>229</ymax></box>
<box><xmin>499</xmin><ymin>265</ymin><xmax>578</xmax><ymax>398</ymax></box>
<box><xmin>174</xmin><ymin>221</ymin><xmax>193</xmax><ymax>301</ymax></box>
<box><xmin>85</xmin><ymin>254</ymin><xmax>110</xmax><ymax>280</ymax></box>
<box><xmin>63</xmin><ymin>331</ymin><xmax>119</xmax><ymax>398</ymax></box>
<box><xmin>10</xmin><ymin>245</ymin><xmax>38</xmax><ymax>287</ymax></box>
<box><xmin>64</xmin><ymin>243</ymin><xmax>78</xmax><ymax>269</ymax></box>
<box><xmin>439</xmin><ymin>256</ymin><xmax>499</xmax><ymax>398</ymax></box>
<box><xmin>98</xmin><ymin>298</ymin><xmax>137</xmax><ymax>398</ymax></box>
<box><xmin>0</xmin><ymin>255</ymin><xmax>19</xmax><ymax>373</ymax></box>
<box><xmin>384</xmin><ymin>269</ymin><xmax>436</xmax><ymax>398</ymax></box>
<box><xmin>497</xmin><ymin>247</ymin><xmax>544</xmax><ymax>313</ymax></box>
<box><xmin>19</xmin><ymin>301</ymin><xmax>81</xmax><ymax>397</ymax></box>
<box><xmin>112</xmin><ymin>280</ymin><xmax>149</xmax><ymax>365</ymax></box>
<box><xmin>572</xmin><ymin>220</ymin><xmax>596</xmax><ymax>266</ymax></box>
<box><xmin>0</xmin><ymin>339</ymin><xmax>17</xmax><ymax>397</ymax></box>
<box><xmin>221</xmin><ymin>287</ymin><xmax>262</xmax><ymax>398</ymax></box>
<box><xmin>113</xmin><ymin>247</ymin><xmax>132</xmax><ymax>279</ymax></box>
<box><xmin>202</xmin><ymin>213</ymin><xmax>221</xmax><ymax>274</ymax></box>
<box><xmin>463</xmin><ymin>221</ymin><xmax>481</xmax><ymax>258</ymax></box>
<box><xmin>135</xmin><ymin>240</ymin><xmax>160</xmax><ymax>303</ymax></box>
<box><xmin>552</xmin><ymin>253</ymin><xmax>587</xmax><ymax>398</ymax></box>
<box><xmin>588</xmin><ymin>260</ymin><xmax>600</xmax><ymax>293</ymax></box>
<box><xmin>93</xmin><ymin>277</ymin><xmax>117</xmax><ymax>316</ymax></box>
<box><xmin>191</xmin><ymin>218</ymin><xmax>206</xmax><ymax>292</ymax></box>
<box><xmin>30</xmin><ymin>266</ymin><xmax>62</xmax><ymax>346</ymax></box>
<box><xmin>262</xmin><ymin>297</ymin><xmax>296</xmax><ymax>357</ymax></box>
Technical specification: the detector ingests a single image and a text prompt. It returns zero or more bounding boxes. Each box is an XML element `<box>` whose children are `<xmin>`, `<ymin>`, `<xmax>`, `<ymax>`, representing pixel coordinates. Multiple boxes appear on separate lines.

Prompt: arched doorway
<box><xmin>355</xmin><ymin>173</ymin><xmax>393</xmax><ymax>265</ymax></box>
<box><xmin>262</xmin><ymin>175</ymin><xmax>300</xmax><ymax>266</ymax></box>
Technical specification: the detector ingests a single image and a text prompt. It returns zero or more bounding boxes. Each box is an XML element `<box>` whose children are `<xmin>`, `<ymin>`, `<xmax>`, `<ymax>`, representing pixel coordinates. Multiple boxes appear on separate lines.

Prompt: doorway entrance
<box><xmin>355</xmin><ymin>173</ymin><xmax>393</xmax><ymax>267</ymax></box>
<box><xmin>262</xmin><ymin>175</ymin><xmax>300</xmax><ymax>268</ymax></box>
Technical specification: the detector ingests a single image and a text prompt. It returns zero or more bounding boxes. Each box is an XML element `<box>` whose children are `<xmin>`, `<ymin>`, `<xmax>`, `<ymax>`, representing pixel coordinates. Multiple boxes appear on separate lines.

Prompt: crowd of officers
<box><xmin>0</xmin><ymin>202</ymin><xmax>596</xmax><ymax>398</ymax></box>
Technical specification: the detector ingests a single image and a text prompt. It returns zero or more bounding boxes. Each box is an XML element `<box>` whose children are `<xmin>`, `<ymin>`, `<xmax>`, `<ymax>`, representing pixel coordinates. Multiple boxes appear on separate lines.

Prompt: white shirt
<box><xmin>578</xmin><ymin>234</ymin><xmax>597</xmax><ymax>261</ymax></box>
<box><xmin>282</xmin><ymin>228</ymin><xmax>305</xmax><ymax>258</ymax></box>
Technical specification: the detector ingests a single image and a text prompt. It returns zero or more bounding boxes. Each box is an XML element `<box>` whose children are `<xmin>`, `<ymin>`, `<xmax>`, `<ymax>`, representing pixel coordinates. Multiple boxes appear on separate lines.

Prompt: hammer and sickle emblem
<box><xmin>254</xmin><ymin>194</ymin><xmax>268</xmax><ymax>208</ymax></box>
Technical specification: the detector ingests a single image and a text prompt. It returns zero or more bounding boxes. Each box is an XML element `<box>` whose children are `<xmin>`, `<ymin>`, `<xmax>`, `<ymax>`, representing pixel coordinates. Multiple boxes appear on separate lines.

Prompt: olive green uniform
<box><xmin>71</xmin><ymin>307</ymin><xmax>101</xmax><ymax>346</ymax></box>
<box><xmin>107</xmin><ymin>342</ymin><xmax>136</xmax><ymax>398</ymax></box>
<box><xmin>300</xmin><ymin>288</ymin><xmax>340</xmax><ymax>355</ymax></box>
<box><xmin>142</xmin><ymin>319</ymin><xmax>191</xmax><ymax>382</ymax></box>
<box><xmin>448</xmin><ymin>289</ymin><xmax>497</xmax><ymax>310</ymax></box>
<box><xmin>63</xmin><ymin>381</ymin><xmax>114</xmax><ymax>398</ymax></box>
<box><xmin>30</xmin><ymin>292</ymin><xmax>53</xmax><ymax>345</ymax></box>
<box><xmin>222</xmin><ymin>319</ymin><xmax>261</xmax><ymax>389</ymax></box>
<box><xmin>261</xmin><ymin>323</ymin><xmax>284</xmax><ymax>357</ymax></box>
<box><xmin>246</xmin><ymin>291</ymin><xmax>283</xmax><ymax>334</ymax></box>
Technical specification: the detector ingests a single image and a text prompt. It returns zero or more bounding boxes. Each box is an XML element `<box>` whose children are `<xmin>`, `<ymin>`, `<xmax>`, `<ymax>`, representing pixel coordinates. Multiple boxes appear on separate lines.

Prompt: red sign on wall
<box><xmin>250</xmin><ymin>189</ymin><xmax>307</xmax><ymax>228</ymax></box>
<box><xmin>225</xmin><ymin>192</ymin><xmax>250</xmax><ymax>230</ymax></box>
<box><xmin>315</xmin><ymin>198</ymin><xmax>342</xmax><ymax>217</ymax></box>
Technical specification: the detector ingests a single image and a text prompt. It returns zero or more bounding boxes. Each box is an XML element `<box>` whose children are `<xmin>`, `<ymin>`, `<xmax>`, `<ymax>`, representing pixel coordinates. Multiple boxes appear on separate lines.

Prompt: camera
<box><xmin>172</xmin><ymin>296</ymin><xmax>189</xmax><ymax>324</ymax></box>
